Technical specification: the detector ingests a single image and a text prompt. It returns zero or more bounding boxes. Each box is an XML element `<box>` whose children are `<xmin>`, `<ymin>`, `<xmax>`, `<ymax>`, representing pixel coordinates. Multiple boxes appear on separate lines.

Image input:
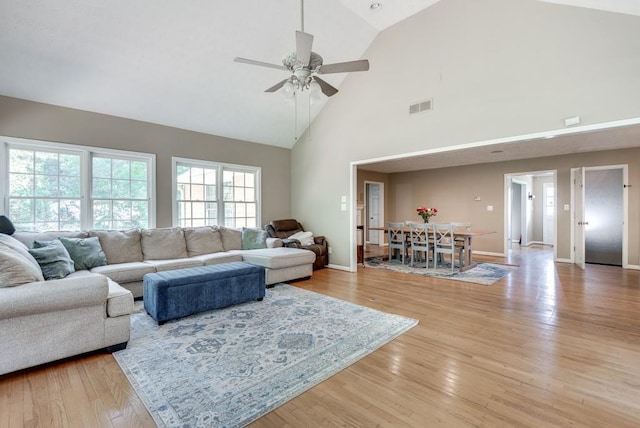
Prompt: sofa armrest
<box><xmin>0</xmin><ymin>274</ymin><xmax>108</xmax><ymax>320</ymax></box>
<box><xmin>266</xmin><ymin>237</ymin><xmax>283</xmax><ymax>248</ymax></box>
<box><xmin>313</xmin><ymin>236</ymin><xmax>327</xmax><ymax>247</ymax></box>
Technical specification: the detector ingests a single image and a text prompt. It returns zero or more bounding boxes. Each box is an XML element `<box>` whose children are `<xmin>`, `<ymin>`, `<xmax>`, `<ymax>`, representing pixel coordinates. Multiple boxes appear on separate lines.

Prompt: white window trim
<box><xmin>172</xmin><ymin>156</ymin><xmax>261</xmax><ymax>228</ymax></box>
<box><xmin>1</xmin><ymin>136</ymin><xmax>156</xmax><ymax>229</ymax></box>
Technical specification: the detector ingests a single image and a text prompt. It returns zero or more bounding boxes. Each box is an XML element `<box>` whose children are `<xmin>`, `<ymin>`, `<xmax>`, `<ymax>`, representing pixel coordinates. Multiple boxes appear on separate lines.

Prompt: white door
<box><xmin>573</xmin><ymin>168</ymin><xmax>585</xmax><ymax>269</ymax></box>
<box><xmin>542</xmin><ymin>183</ymin><xmax>554</xmax><ymax>245</ymax></box>
<box><xmin>366</xmin><ymin>183</ymin><xmax>382</xmax><ymax>244</ymax></box>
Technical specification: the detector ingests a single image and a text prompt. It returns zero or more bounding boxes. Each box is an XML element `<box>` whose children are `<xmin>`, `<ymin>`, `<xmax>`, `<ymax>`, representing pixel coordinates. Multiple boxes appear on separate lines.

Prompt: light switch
<box><xmin>487</xmin><ymin>205</ymin><xmax>493</xmax><ymax>211</ymax></box>
<box><xmin>340</xmin><ymin>203</ymin><xmax>347</xmax><ymax>211</ymax></box>
<box><xmin>564</xmin><ymin>204</ymin><xmax>570</xmax><ymax>211</ymax></box>
<box><xmin>341</xmin><ymin>195</ymin><xmax>347</xmax><ymax>203</ymax></box>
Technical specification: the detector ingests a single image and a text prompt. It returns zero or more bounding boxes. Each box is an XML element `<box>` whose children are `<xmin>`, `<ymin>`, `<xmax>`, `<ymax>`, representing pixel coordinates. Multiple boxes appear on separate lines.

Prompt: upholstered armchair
<box><xmin>264</xmin><ymin>219</ymin><xmax>328</xmax><ymax>270</ymax></box>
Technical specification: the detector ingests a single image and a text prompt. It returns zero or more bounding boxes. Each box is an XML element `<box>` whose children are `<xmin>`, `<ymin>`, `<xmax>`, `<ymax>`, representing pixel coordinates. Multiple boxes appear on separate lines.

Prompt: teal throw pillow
<box><xmin>58</xmin><ymin>236</ymin><xmax>108</xmax><ymax>270</ymax></box>
<box><xmin>28</xmin><ymin>239</ymin><xmax>75</xmax><ymax>280</ymax></box>
<box><xmin>241</xmin><ymin>228</ymin><xmax>268</xmax><ymax>250</ymax></box>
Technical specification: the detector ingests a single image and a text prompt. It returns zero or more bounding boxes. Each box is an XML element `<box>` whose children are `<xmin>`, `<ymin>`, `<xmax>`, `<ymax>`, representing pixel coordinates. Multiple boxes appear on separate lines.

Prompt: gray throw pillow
<box><xmin>58</xmin><ymin>236</ymin><xmax>107</xmax><ymax>270</ymax></box>
<box><xmin>28</xmin><ymin>239</ymin><xmax>75</xmax><ymax>280</ymax></box>
<box><xmin>241</xmin><ymin>228</ymin><xmax>268</xmax><ymax>250</ymax></box>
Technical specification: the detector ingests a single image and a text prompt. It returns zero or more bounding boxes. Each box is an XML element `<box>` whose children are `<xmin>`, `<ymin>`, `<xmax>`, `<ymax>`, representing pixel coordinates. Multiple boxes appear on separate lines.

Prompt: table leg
<box><xmin>459</xmin><ymin>236</ymin><xmax>477</xmax><ymax>272</ymax></box>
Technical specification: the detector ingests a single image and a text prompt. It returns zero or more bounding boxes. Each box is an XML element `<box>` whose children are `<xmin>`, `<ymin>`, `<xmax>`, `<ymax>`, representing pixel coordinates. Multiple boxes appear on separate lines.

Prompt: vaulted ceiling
<box><xmin>1</xmin><ymin>0</ymin><xmax>638</xmax><ymax>149</ymax></box>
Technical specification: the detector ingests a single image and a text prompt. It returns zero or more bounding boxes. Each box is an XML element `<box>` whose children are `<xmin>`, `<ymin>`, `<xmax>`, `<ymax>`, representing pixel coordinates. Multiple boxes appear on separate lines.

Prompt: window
<box><xmin>173</xmin><ymin>158</ymin><xmax>260</xmax><ymax>228</ymax></box>
<box><xmin>92</xmin><ymin>156</ymin><xmax>150</xmax><ymax>229</ymax></box>
<box><xmin>2</xmin><ymin>137</ymin><xmax>155</xmax><ymax>232</ymax></box>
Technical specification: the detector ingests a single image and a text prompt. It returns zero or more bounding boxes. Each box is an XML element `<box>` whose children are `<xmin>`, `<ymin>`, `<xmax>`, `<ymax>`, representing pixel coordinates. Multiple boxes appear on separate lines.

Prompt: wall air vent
<box><xmin>409</xmin><ymin>98</ymin><xmax>433</xmax><ymax>115</ymax></box>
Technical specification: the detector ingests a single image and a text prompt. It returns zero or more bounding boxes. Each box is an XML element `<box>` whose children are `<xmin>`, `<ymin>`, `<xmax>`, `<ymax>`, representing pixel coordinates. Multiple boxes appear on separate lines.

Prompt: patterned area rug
<box><xmin>114</xmin><ymin>284</ymin><xmax>417</xmax><ymax>427</ymax></box>
<box><xmin>366</xmin><ymin>257</ymin><xmax>517</xmax><ymax>285</ymax></box>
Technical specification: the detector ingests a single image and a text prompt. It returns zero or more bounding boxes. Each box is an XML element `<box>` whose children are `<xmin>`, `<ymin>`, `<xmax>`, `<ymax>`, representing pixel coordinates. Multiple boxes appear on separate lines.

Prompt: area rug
<box><xmin>113</xmin><ymin>284</ymin><xmax>417</xmax><ymax>427</ymax></box>
<box><xmin>365</xmin><ymin>257</ymin><xmax>517</xmax><ymax>285</ymax></box>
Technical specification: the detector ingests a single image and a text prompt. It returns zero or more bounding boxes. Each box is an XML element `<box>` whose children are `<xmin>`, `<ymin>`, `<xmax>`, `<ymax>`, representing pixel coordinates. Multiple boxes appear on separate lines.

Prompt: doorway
<box><xmin>504</xmin><ymin>171</ymin><xmax>557</xmax><ymax>259</ymax></box>
<box><xmin>365</xmin><ymin>181</ymin><xmax>384</xmax><ymax>245</ymax></box>
<box><xmin>571</xmin><ymin>165</ymin><xmax>627</xmax><ymax>268</ymax></box>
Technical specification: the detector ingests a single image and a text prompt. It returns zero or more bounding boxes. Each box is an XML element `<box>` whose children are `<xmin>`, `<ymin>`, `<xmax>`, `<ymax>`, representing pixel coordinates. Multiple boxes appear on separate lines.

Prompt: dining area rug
<box><xmin>365</xmin><ymin>257</ymin><xmax>517</xmax><ymax>285</ymax></box>
<box><xmin>113</xmin><ymin>283</ymin><xmax>417</xmax><ymax>427</ymax></box>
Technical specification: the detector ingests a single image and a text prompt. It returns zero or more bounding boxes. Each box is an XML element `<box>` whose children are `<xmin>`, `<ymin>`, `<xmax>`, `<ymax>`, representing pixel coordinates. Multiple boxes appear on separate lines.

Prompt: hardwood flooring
<box><xmin>2</xmin><ymin>245</ymin><xmax>640</xmax><ymax>427</ymax></box>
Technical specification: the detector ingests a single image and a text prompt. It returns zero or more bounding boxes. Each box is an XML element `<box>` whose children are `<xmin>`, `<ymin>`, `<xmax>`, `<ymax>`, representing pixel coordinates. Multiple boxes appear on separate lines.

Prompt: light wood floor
<box><xmin>2</xmin><ymin>245</ymin><xmax>640</xmax><ymax>427</ymax></box>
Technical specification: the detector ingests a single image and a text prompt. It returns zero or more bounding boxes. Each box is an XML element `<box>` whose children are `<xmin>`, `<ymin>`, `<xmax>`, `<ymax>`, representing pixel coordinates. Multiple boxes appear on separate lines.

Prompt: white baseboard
<box><xmin>625</xmin><ymin>264</ymin><xmax>640</xmax><ymax>270</ymax></box>
<box><xmin>556</xmin><ymin>258</ymin><xmax>573</xmax><ymax>264</ymax></box>
<box><xmin>327</xmin><ymin>264</ymin><xmax>353</xmax><ymax>272</ymax></box>
<box><xmin>474</xmin><ymin>250</ymin><xmax>505</xmax><ymax>257</ymax></box>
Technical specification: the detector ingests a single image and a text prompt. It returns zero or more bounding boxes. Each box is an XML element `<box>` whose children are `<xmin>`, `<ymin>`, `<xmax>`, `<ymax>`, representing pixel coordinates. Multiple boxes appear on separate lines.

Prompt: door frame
<box><xmin>364</xmin><ymin>181</ymin><xmax>385</xmax><ymax>247</ymax></box>
<box><xmin>571</xmin><ymin>164</ymin><xmax>628</xmax><ymax>268</ymax></box>
<box><xmin>504</xmin><ymin>170</ymin><xmax>557</xmax><ymax>260</ymax></box>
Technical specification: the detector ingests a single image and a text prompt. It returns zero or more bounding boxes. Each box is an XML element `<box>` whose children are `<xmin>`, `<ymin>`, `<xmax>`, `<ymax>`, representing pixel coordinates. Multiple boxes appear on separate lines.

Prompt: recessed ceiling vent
<box><xmin>409</xmin><ymin>98</ymin><xmax>433</xmax><ymax>115</ymax></box>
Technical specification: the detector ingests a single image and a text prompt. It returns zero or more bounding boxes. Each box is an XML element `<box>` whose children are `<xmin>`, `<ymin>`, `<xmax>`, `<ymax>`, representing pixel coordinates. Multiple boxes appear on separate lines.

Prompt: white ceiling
<box><xmin>0</xmin><ymin>0</ymin><xmax>638</xmax><ymax>150</ymax></box>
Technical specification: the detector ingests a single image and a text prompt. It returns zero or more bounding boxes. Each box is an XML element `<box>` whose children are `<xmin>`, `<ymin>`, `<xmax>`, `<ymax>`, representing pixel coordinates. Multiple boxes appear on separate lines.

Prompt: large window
<box><xmin>2</xmin><ymin>137</ymin><xmax>155</xmax><ymax>232</ymax></box>
<box><xmin>173</xmin><ymin>158</ymin><xmax>260</xmax><ymax>228</ymax></box>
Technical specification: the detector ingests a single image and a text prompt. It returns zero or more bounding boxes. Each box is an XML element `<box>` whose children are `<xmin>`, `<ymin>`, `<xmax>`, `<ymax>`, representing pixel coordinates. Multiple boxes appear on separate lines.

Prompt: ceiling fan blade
<box><xmin>265</xmin><ymin>79</ymin><xmax>289</xmax><ymax>93</ymax></box>
<box><xmin>313</xmin><ymin>77</ymin><xmax>339</xmax><ymax>97</ymax></box>
<box><xmin>318</xmin><ymin>59</ymin><xmax>370</xmax><ymax>74</ymax></box>
<box><xmin>234</xmin><ymin>57</ymin><xmax>287</xmax><ymax>71</ymax></box>
<box><xmin>296</xmin><ymin>31</ymin><xmax>314</xmax><ymax>66</ymax></box>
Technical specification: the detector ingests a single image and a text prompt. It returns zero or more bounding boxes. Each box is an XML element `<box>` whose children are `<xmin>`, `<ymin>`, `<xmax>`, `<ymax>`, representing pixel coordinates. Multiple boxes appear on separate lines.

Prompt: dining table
<box><xmin>367</xmin><ymin>225</ymin><xmax>495</xmax><ymax>272</ymax></box>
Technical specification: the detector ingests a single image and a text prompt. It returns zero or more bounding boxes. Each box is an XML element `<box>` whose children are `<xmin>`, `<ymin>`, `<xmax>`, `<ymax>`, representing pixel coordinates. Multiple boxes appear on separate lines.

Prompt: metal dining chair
<box><xmin>409</xmin><ymin>222</ymin><xmax>431</xmax><ymax>268</ymax></box>
<box><xmin>432</xmin><ymin>223</ymin><xmax>462</xmax><ymax>272</ymax></box>
<box><xmin>388</xmin><ymin>222</ymin><xmax>409</xmax><ymax>264</ymax></box>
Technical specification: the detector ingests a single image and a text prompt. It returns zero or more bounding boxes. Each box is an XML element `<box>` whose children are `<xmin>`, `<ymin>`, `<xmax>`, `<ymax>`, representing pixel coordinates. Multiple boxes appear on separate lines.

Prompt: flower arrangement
<box><xmin>416</xmin><ymin>206</ymin><xmax>438</xmax><ymax>223</ymax></box>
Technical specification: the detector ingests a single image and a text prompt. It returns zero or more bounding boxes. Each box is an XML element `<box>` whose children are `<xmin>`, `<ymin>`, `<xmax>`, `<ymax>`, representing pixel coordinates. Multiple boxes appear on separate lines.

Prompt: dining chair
<box><xmin>409</xmin><ymin>222</ymin><xmax>431</xmax><ymax>268</ymax></box>
<box><xmin>388</xmin><ymin>222</ymin><xmax>409</xmax><ymax>264</ymax></box>
<box><xmin>432</xmin><ymin>223</ymin><xmax>462</xmax><ymax>272</ymax></box>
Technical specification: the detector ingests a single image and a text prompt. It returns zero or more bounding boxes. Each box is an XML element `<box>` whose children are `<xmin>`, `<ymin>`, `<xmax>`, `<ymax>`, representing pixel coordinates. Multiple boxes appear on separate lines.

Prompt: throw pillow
<box><xmin>28</xmin><ymin>239</ymin><xmax>75</xmax><ymax>280</ymax></box>
<box><xmin>219</xmin><ymin>226</ymin><xmax>242</xmax><ymax>251</ymax></box>
<box><xmin>58</xmin><ymin>236</ymin><xmax>108</xmax><ymax>270</ymax></box>
<box><xmin>0</xmin><ymin>246</ymin><xmax>45</xmax><ymax>287</ymax></box>
<box><xmin>0</xmin><ymin>233</ymin><xmax>42</xmax><ymax>271</ymax></box>
<box><xmin>241</xmin><ymin>228</ymin><xmax>268</xmax><ymax>250</ymax></box>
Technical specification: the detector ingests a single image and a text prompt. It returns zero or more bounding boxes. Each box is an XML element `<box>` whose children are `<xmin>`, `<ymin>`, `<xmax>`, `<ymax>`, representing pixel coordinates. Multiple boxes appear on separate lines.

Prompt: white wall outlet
<box><xmin>340</xmin><ymin>203</ymin><xmax>347</xmax><ymax>211</ymax></box>
<box><xmin>328</xmin><ymin>247</ymin><xmax>332</xmax><ymax>254</ymax></box>
<box><xmin>341</xmin><ymin>195</ymin><xmax>347</xmax><ymax>203</ymax></box>
<box><xmin>487</xmin><ymin>205</ymin><xmax>494</xmax><ymax>211</ymax></box>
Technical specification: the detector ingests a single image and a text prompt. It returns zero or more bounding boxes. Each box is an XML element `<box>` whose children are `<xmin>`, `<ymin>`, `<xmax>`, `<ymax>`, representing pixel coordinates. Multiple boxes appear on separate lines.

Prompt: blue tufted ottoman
<box><xmin>143</xmin><ymin>261</ymin><xmax>266</xmax><ymax>324</ymax></box>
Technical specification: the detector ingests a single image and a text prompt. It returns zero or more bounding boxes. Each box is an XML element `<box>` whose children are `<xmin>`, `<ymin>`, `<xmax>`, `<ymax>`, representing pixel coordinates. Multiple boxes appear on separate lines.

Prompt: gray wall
<box><xmin>0</xmin><ymin>96</ymin><xmax>291</xmax><ymax>228</ymax></box>
<box><xmin>292</xmin><ymin>0</ymin><xmax>640</xmax><ymax>267</ymax></box>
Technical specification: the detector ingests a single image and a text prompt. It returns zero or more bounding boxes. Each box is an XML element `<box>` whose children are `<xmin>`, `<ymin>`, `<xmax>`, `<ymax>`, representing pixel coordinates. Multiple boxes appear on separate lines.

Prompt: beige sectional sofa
<box><xmin>0</xmin><ymin>226</ymin><xmax>315</xmax><ymax>375</ymax></box>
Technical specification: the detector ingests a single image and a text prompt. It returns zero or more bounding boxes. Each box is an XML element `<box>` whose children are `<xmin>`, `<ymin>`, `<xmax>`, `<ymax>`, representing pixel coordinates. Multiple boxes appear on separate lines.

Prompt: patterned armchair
<box><xmin>264</xmin><ymin>219</ymin><xmax>328</xmax><ymax>270</ymax></box>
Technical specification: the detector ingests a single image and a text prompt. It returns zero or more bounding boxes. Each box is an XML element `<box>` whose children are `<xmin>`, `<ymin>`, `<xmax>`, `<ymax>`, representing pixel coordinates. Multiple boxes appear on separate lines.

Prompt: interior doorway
<box><xmin>504</xmin><ymin>171</ymin><xmax>557</xmax><ymax>259</ymax></box>
<box><xmin>365</xmin><ymin>181</ymin><xmax>384</xmax><ymax>245</ymax></box>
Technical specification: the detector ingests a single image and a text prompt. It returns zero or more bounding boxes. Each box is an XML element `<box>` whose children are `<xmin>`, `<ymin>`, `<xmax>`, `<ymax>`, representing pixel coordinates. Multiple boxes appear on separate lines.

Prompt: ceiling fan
<box><xmin>234</xmin><ymin>0</ymin><xmax>370</xmax><ymax>98</ymax></box>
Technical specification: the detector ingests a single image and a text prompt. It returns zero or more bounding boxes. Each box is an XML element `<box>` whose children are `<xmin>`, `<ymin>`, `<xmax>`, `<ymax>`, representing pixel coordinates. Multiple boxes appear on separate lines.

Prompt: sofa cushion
<box><xmin>106</xmin><ymin>278</ymin><xmax>134</xmax><ymax>317</ymax></box>
<box><xmin>141</xmin><ymin>227</ymin><xmax>188</xmax><ymax>260</ymax></box>
<box><xmin>90</xmin><ymin>229</ymin><xmax>144</xmax><ymax>264</ymax></box>
<box><xmin>184</xmin><ymin>226</ymin><xmax>225</xmax><ymax>257</ymax></box>
<box><xmin>28</xmin><ymin>240</ymin><xmax>75</xmax><ymax>280</ymax></box>
<box><xmin>190</xmin><ymin>252</ymin><xmax>244</xmax><ymax>266</ymax></box>
<box><xmin>91</xmin><ymin>262</ymin><xmax>156</xmax><ymax>284</ymax></box>
<box><xmin>144</xmin><ymin>258</ymin><xmax>203</xmax><ymax>272</ymax></box>
<box><xmin>241</xmin><ymin>227</ymin><xmax>268</xmax><ymax>250</ymax></box>
<box><xmin>58</xmin><ymin>236</ymin><xmax>107</xmax><ymax>270</ymax></box>
<box><xmin>65</xmin><ymin>270</ymin><xmax>133</xmax><ymax>318</ymax></box>
<box><xmin>239</xmin><ymin>247</ymin><xmax>316</xmax><ymax>269</ymax></box>
<box><xmin>0</xmin><ymin>246</ymin><xmax>45</xmax><ymax>287</ymax></box>
<box><xmin>219</xmin><ymin>226</ymin><xmax>242</xmax><ymax>251</ymax></box>
<box><xmin>0</xmin><ymin>234</ymin><xmax>41</xmax><ymax>271</ymax></box>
